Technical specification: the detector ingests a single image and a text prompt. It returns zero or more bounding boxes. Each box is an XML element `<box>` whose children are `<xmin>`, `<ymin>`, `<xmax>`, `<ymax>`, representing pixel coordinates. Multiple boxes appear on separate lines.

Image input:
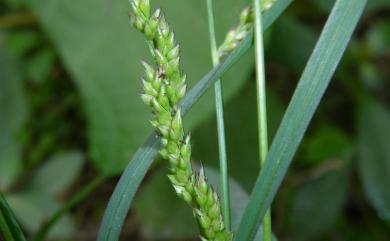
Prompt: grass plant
<box><xmin>0</xmin><ymin>0</ymin><xmax>368</xmax><ymax>241</ymax></box>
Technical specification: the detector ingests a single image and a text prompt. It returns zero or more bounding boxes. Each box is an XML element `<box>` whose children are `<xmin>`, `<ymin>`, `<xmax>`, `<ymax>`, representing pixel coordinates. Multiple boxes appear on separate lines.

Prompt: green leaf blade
<box><xmin>234</xmin><ymin>0</ymin><xmax>367</xmax><ymax>240</ymax></box>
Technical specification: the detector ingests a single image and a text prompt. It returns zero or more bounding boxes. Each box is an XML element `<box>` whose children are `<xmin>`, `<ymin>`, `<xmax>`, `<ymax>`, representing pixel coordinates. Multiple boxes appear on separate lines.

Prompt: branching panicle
<box><xmin>130</xmin><ymin>0</ymin><xmax>232</xmax><ymax>240</ymax></box>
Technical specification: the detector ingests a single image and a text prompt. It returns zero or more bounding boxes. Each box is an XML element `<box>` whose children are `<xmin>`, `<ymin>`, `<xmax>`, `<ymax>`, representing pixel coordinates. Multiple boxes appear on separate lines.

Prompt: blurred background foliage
<box><xmin>0</xmin><ymin>0</ymin><xmax>389</xmax><ymax>240</ymax></box>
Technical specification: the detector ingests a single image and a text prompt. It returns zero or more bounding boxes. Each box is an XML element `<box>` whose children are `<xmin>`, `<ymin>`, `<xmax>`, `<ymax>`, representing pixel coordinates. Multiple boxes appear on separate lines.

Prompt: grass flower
<box><xmin>130</xmin><ymin>0</ymin><xmax>233</xmax><ymax>240</ymax></box>
<box><xmin>218</xmin><ymin>0</ymin><xmax>276</xmax><ymax>57</ymax></box>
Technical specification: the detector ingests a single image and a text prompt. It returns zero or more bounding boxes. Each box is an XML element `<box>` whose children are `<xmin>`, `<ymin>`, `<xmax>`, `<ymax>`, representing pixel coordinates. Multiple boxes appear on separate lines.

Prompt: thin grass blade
<box><xmin>234</xmin><ymin>0</ymin><xmax>367</xmax><ymax>240</ymax></box>
<box><xmin>0</xmin><ymin>193</ymin><xmax>26</xmax><ymax>241</ymax></box>
<box><xmin>206</xmin><ymin>0</ymin><xmax>231</xmax><ymax>230</ymax></box>
<box><xmin>97</xmin><ymin>1</ymin><xmax>294</xmax><ymax>240</ymax></box>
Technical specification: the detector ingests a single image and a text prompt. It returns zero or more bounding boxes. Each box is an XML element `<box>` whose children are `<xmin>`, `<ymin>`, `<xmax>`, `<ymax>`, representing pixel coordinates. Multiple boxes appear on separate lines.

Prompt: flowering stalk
<box><xmin>130</xmin><ymin>0</ymin><xmax>232</xmax><ymax>240</ymax></box>
<box><xmin>218</xmin><ymin>0</ymin><xmax>276</xmax><ymax>57</ymax></box>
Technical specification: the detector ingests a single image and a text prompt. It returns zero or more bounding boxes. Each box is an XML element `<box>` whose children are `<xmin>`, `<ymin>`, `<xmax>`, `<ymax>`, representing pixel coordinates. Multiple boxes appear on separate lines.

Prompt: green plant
<box><xmin>1</xmin><ymin>0</ymin><xmax>372</xmax><ymax>240</ymax></box>
<box><xmin>96</xmin><ymin>0</ymin><xmax>366</xmax><ymax>241</ymax></box>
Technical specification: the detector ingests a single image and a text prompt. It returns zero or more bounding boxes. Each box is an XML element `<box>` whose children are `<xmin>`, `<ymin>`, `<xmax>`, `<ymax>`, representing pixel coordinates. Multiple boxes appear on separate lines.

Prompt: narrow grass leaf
<box><xmin>206</xmin><ymin>0</ymin><xmax>231</xmax><ymax>229</ymax></box>
<box><xmin>234</xmin><ymin>1</ymin><xmax>367</xmax><ymax>241</ymax></box>
<box><xmin>97</xmin><ymin>1</ymin><xmax>294</xmax><ymax>240</ymax></box>
<box><xmin>0</xmin><ymin>193</ymin><xmax>26</xmax><ymax>241</ymax></box>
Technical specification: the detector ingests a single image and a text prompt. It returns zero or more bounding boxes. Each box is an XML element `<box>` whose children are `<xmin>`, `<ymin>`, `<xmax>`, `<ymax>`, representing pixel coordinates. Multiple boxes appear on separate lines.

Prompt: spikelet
<box><xmin>218</xmin><ymin>0</ymin><xmax>277</xmax><ymax>57</ymax></box>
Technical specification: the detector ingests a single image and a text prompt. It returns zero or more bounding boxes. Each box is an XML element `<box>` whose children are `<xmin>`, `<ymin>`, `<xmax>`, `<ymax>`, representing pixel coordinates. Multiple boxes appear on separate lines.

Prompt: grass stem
<box><xmin>253</xmin><ymin>0</ymin><xmax>272</xmax><ymax>241</ymax></box>
<box><xmin>206</xmin><ymin>0</ymin><xmax>231</xmax><ymax>231</ymax></box>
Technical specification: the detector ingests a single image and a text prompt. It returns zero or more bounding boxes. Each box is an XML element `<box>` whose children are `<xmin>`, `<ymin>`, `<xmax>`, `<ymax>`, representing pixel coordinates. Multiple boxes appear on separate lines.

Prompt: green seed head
<box><xmin>240</xmin><ymin>6</ymin><xmax>253</xmax><ymax>24</ymax></box>
<box><xmin>131</xmin><ymin>1</ymin><xmax>233</xmax><ymax>239</ymax></box>
<box><xmin>139</xmin><ymin>0</ymin><xmax>151</xmax><ymax>18</ymax></box>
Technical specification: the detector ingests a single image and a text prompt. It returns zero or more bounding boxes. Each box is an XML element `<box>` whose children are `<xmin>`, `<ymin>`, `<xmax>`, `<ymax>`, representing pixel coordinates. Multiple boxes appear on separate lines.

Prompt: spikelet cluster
<box><xmin>130</xmin><ymin>0</ymin><xmax>233</xmax><ymax>240</ymax></box>
<box><xmin>218</xmin><ymin>0</ymin><xmax>277</xmax><ymax>57</ymax></box>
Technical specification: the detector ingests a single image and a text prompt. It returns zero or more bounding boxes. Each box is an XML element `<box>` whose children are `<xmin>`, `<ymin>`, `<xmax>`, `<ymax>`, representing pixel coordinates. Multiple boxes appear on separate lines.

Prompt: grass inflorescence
<box><xmin>130</xmin><ymin>0</ymin><xmax>233</xmax><ymax>240</ymax></box>
<box><xmin>218</xmin><ymin>0</ymin><xmax>276</xmax><ymax>57</ymax></box>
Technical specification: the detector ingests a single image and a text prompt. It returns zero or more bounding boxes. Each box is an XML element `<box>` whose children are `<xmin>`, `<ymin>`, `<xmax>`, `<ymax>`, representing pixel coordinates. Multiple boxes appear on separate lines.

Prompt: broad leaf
<box><xmin>288</xmin><ymin>170</ymin><xmax>349</xmax><ymax>240</ymax></box>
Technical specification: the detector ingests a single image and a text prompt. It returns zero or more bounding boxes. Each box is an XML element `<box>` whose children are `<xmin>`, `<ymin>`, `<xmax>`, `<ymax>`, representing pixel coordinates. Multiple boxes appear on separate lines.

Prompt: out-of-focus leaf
<box><xmin>0</xmin><ymin>36</ymin><xmax>27</xmax><ymax>190</ymax></box>
<box><xmin>5</xmin><ymin>31</ymin><xmax>40</xmax><ymax>57</ymax></box>
<box><xmin>25</xmin><ymin>151</ymin><xmax>84</xmax><ymax>196</ymax></box>
<box><xmin>0</xmin><ymin>134</ymin><xmax>22</xmax><ymax>191</ymax></box>
<box><xmin>26</xmin><ymin>0</ymin><xmax>254</xmax><ymax>175</ymax></box>
<box><xmin>288</xmin><ymin>170</ymin><xmax>349</xmax><ymax>241</ymax></box>
<box><xmin>7</xmin><ymin>151</ymin><xmax>84</xmax><ymax>238</ymax></box>
<box><xmin>7</xmin><ymin>193</ymin><xmax>74</xmax><ymax>238</ymax></box>
<box><xmin>311</xmin><ymin>0</ymin><xmax>334</xmax><ymax>13</ymax></box>
<box><xmin>366</xmin><ymin>0</ymin><xmax>390</xmax><ymax>14</ymax></box>
<box><xmin>268</xmin><ymin>15</ymin><xmax>316</xmax><ymax>73</ymax></box>
<box><xmin>4</xmin><ymin>0</ymin><xmax>25</xmax><ymax>9</ymax></box>
<box><xmin>366</xmin><ymin>21</ymin><xmax>390</xmax><ymax>56</ymax></box>
<box><xmin>358</xmin><ymin>100</ymin><xmax>390</xmax><ymax>219</ymax></box>
<box><xmin>302</xmin><ymin>125</ymin><xmax>351</xmax><ymax>165</ymax></box>
<box><xmin>0</xmin><ymin>36</ymin><xmax>27</xmax><ymax>133</ymax></box>
<box><xmin>24</xmin><ymin>49</ymin><xmax>55</xmax><ymax>84</ymax></box>
<box><xmin>359</xmin><ymin>62</ymin><xmax>386</xmax><ymax>90</ymax></box>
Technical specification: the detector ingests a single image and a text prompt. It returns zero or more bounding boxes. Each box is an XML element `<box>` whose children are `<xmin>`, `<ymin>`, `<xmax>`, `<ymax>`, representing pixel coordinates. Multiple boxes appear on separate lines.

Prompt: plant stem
<box><xmin>206</xmin><ymin>0</ymin><xmax>231</xmax><ymax>231</ymax></box>
<box><xmin>32</xmin><ymin>174</ymin><xmax>107</xmax><ymax>241</ymax></box>
<box><xmin>253</xmin><ymin>0</ymin><xmax>272</xmax><ymax>241</ymax></box>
